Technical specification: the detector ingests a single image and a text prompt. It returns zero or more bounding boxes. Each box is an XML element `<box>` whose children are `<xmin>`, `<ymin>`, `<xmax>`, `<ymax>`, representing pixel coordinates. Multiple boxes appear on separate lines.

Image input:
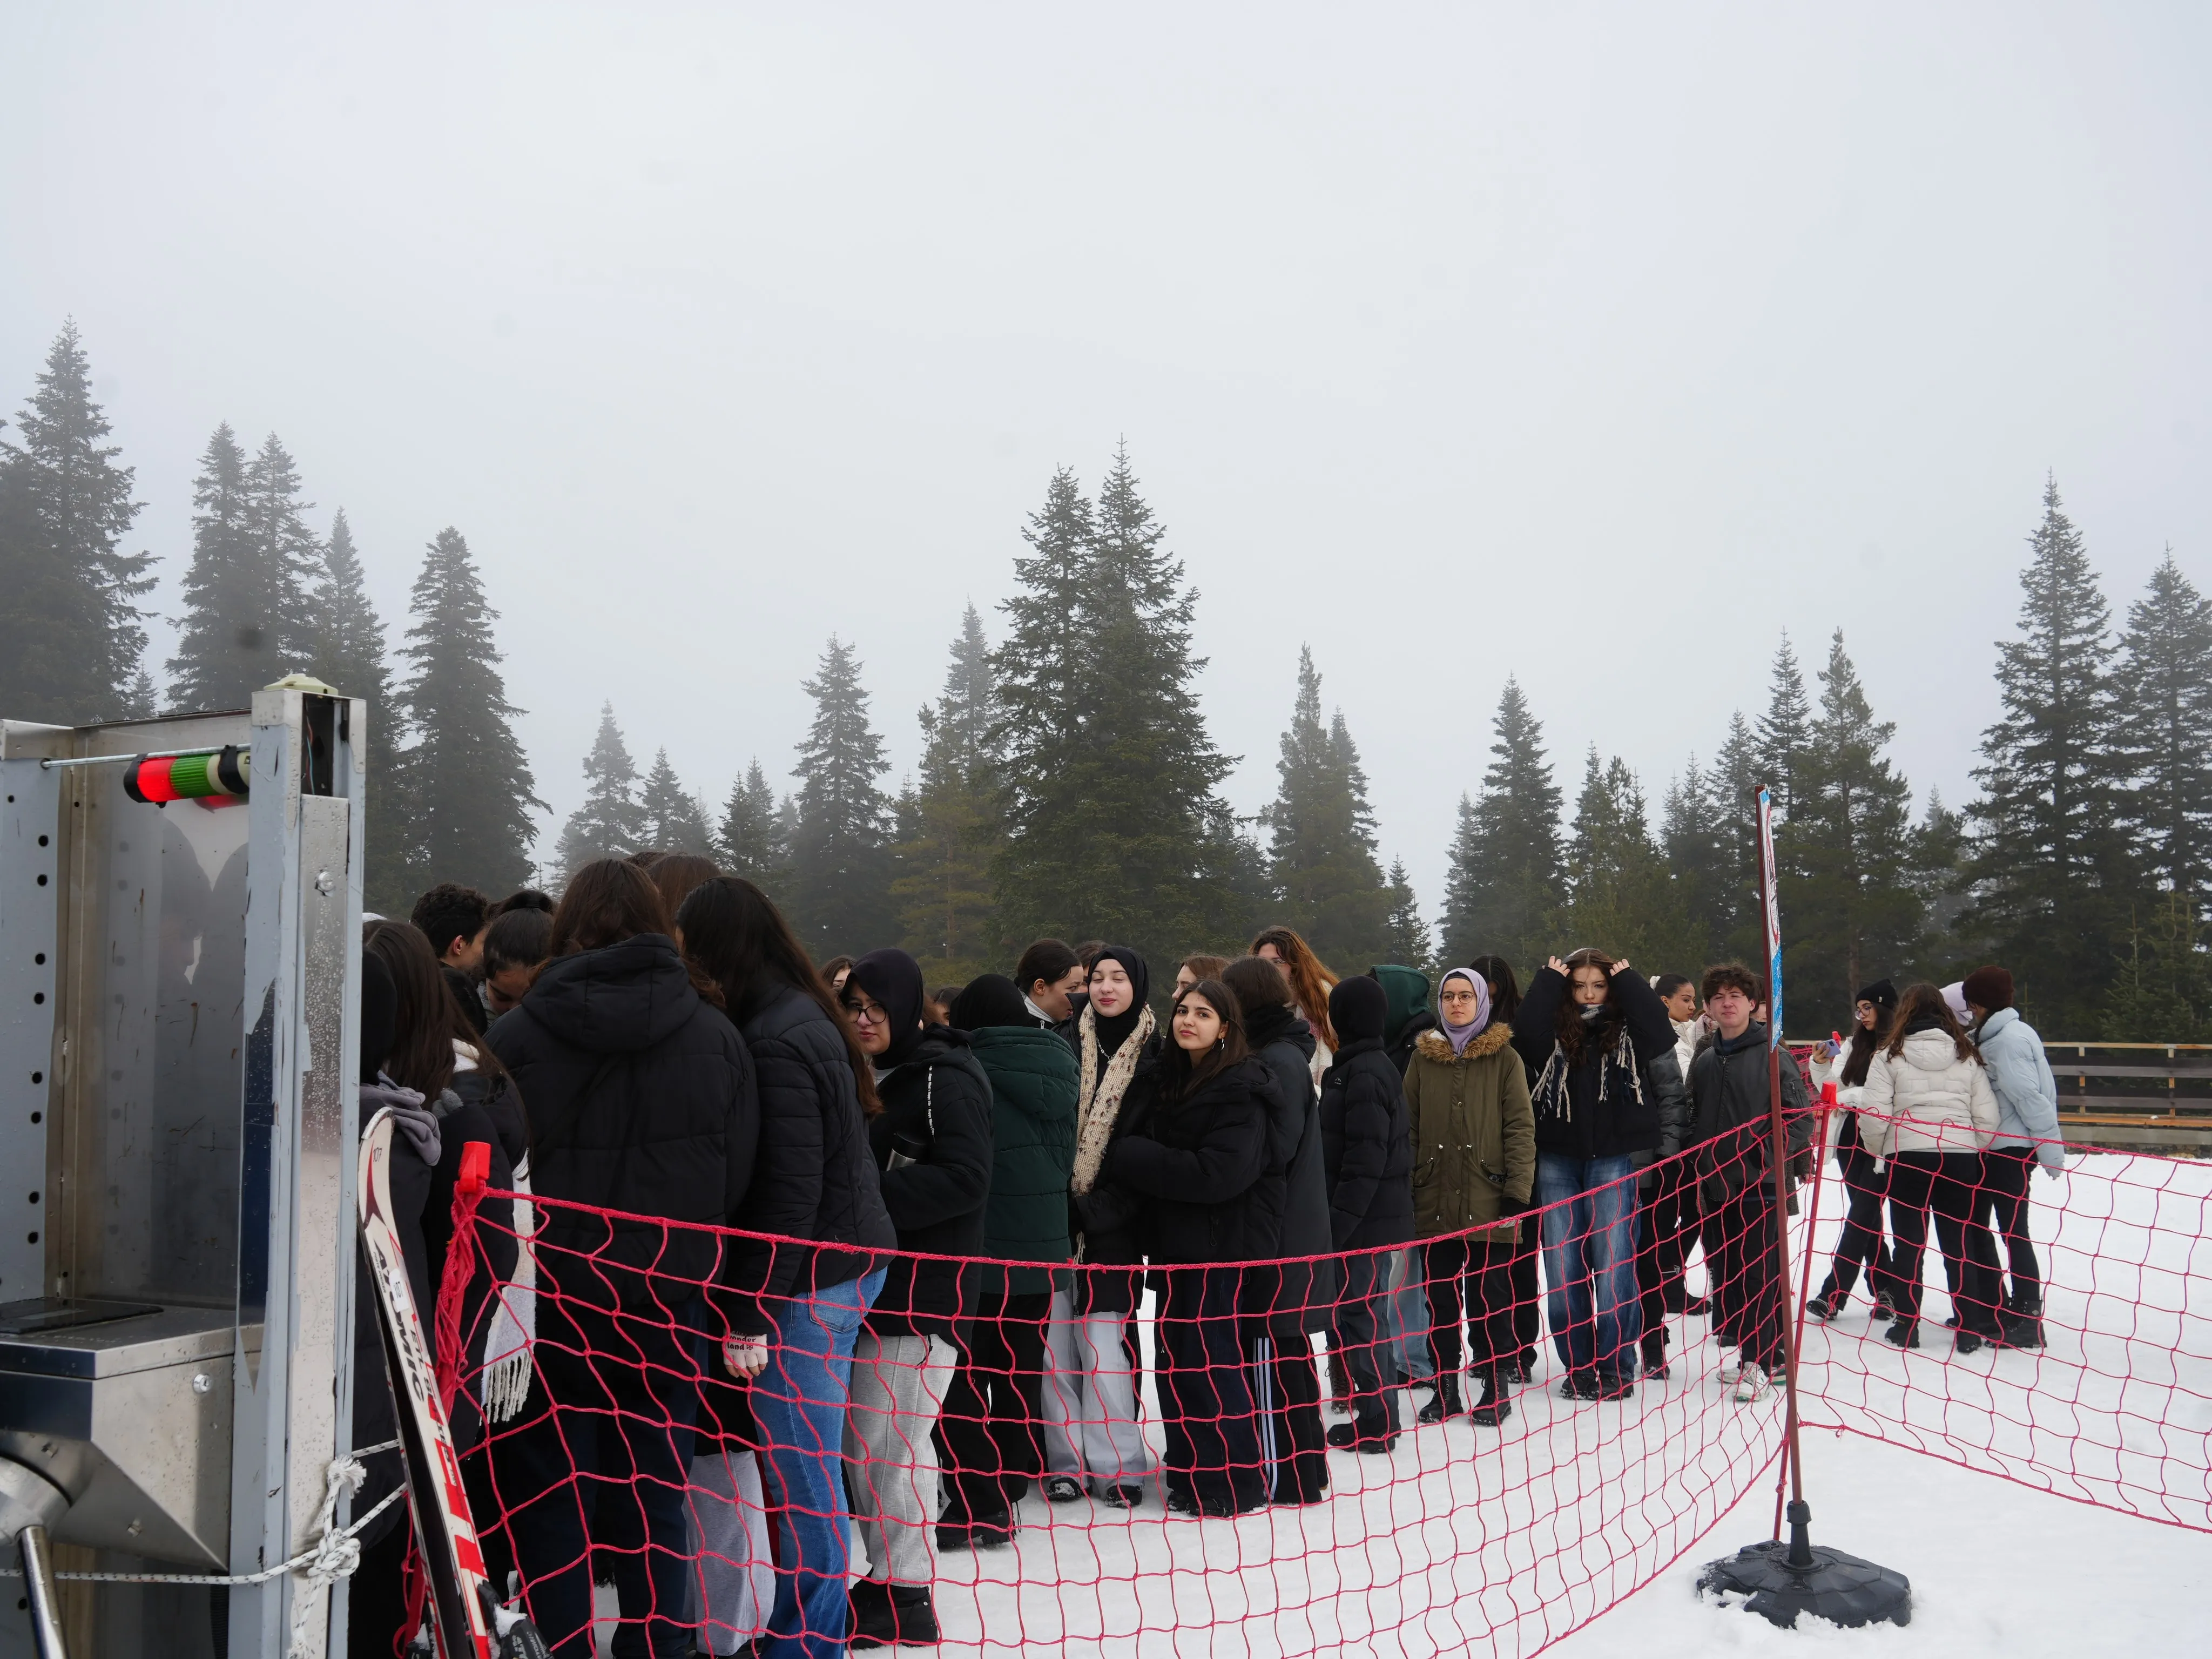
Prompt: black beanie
<box><xmin>1328</xmin><ymin>974</ymin><xmax>1388</xmax><ymax>1046</ymax></box>
<box><xmin>1854</xmin><ymin>979</ymin><xmax>1898</xmax><ymax>1014</ymax></box>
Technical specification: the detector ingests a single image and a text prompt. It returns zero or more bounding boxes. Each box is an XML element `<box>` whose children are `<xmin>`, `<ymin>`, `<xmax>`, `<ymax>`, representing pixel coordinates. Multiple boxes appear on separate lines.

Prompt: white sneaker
<box><xmin>1714</xmin><ymin>1355</ymin><xmax>1745</xmax><ymax>1385</ymax></box>
<box><xmin>1732</xmin><ymin>1364</ymin><xmax>1772</xmax><ymax>1404</ymax></box>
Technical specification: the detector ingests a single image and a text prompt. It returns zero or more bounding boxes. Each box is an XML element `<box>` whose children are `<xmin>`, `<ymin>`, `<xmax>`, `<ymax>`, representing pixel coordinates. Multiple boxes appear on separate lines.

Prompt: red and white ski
<box><xmin>359</xmin><ymin>1107</ymin><xmax>549</xmax><ymax>1659</ymax></box>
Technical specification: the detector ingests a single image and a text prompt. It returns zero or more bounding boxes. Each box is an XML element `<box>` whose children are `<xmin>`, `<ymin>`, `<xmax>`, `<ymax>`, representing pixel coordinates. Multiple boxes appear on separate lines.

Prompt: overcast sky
<box><xmin>4</xmin><ymin>3</ymin><xmax>2206</xmax><ymax>920</ymax></box>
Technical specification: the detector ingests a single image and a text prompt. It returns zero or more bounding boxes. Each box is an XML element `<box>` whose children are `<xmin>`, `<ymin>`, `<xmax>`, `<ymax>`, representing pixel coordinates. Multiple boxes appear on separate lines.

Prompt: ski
<box><xmin>359</xmin><ymin>1107</ymin><xmax>550</xmax><ymax>1659</ymax></box>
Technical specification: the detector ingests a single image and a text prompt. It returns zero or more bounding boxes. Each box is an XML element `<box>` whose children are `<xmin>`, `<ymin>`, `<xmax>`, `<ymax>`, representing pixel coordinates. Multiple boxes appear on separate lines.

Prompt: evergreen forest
<box><xmin>3</xmin><ymin>322</ymin><xmax>2207</xmax><ymax>1038</ymax></box>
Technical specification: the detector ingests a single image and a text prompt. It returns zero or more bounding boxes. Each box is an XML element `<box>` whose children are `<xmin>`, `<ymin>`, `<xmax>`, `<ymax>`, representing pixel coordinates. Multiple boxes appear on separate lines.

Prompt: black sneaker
<box><xmin>1883</xmin><ymin>1319</ymin><xmax>1922</xmax><ymax>1350</ymax></box>
<box><xmin>1997</xmin><ymin>1311</ymin><xmax>2046</xmax><ymax>1350</ymax></box>
<box><xmin>1596</xmin><ymin>1371</ymin><xmax>1636</xmax><ymax>1401</ymax></box>
<box><xmin>1806</xmin><ymin>1285</ymin><xmax>1847</xmax><ymax>1323</ymax></box>
<box><xmin>1559</xmin><ymin>1369</ymin><xmax>1603</xmax><ymax>1401</ymax></box>
<box><xmin>936</xmin><ymin>1512</ymin><xmax>1015</xmax><ymax>1551</ymax></box>
<box><xmin>1100</xmin><ymin>1482</ymin><xmax>1144</xmax><ymax>1509</ymax></box>
<box><xmin>850</xmin><ymin>1582</ymin><xmax>941</xmax><ymax>1649</ymax></box>
<box><xmin>1042</xmin><ymin>1475</ymin><xmax>1084</xmax><ymax>1505</ymax></box>
<box><xmin>1953</xmin><ymin>1328</ymin><xmax>1985</xmax><ymax>1357</ymax></box>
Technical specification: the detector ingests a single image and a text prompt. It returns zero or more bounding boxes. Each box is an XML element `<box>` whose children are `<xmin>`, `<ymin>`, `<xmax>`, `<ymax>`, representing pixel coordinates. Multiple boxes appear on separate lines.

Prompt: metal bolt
<box><xmin>191</xmin><ymin>1373</ymin><xmax>211</xmax><ymax>1395</ymax></box>
<box><xmin>314</xmin><ymin>868</ymin><xmax>335</xmax><ymax>897</ymax></box>
<box><xmin>126</xmin><ymin>1519</ymin><xmax>142</xmax><ymax>1537</ymax></box>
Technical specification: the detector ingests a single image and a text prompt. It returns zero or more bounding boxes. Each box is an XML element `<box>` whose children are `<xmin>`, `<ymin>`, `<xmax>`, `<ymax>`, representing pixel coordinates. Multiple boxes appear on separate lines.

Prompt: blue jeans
<box><xmin>1535</xmin><ymin>1154</ymin><xmax>1642</xmax><ymax>1378</ymax></box>
<box><xmin>752</xmin><ymin>1269</ymin><xmax>886</xmax><ymax>1659</ymax></box>
<box><xmin>1382</xmin><ymin>1247</ymin><xmax>1435</xmax><ymax>1382</ymax></box>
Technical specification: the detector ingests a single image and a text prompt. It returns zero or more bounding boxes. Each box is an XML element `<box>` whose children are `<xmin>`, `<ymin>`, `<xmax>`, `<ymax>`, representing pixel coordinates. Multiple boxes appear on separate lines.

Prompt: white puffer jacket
<box><xmin>1862</xmin><ymin>1028</ymin><xmax>2000</xmax><ymax>1158</ymax></box>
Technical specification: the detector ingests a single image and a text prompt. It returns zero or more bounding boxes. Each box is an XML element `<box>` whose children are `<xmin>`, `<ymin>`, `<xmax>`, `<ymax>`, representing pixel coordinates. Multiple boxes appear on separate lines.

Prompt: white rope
<box><xmin>0</xmin><ymin>1441</ymin><xmax>404</xmax><ymax>1591</ymax></box>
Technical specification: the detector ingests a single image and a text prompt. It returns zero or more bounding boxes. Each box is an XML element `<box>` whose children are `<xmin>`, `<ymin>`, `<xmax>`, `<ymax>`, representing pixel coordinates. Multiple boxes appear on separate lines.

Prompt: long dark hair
<box><xmin>1554</xmin><ymin>945</ymin><xmax>1623</xmax><ymax>1062</ymax></box>
<box><xmin>363</xmin><ymin>919</ymin><xmax>507</xmax><ymax>1097</ymax></box>
<box><xmin>1161</xmin><ymin>979</ymin><xmax>1249</xmax><ymax>1103</ymax></box>
<box><xmin>1884</xmin><ymin>983</ymin><xmax>1982</xmax><ymax>1065</ymax></box>
<box><xmin>677</xmin><ymin>876</ymin><xmax>880</xmax><ymax>1113</ymax></box>
<box><xmin>644</xmin><ymin>852</ymin><xmax>720</xmax><ymax>927</ymax></box>
<box><xmin>1841</xmin><ymin>1010</ymin><xmax>1890</xmax><ymax>1089</ymax></box>
<box><xmin>1467</xmin><ymin>954</ymin><xmax>1520</xmax><ymax>1024</ymax></box>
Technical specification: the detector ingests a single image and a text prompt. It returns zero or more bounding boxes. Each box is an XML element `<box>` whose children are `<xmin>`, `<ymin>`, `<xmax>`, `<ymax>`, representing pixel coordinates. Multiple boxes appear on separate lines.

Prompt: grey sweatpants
<box><xmin>684</xmin><ymin>1446</ymin><xmax>775</xmax><ymax>1655</ymax></box>
<box><xmin>1040</xmin><ymin>1290</ymin><xmax>1156</xmax><ymax>1488</ymax></box>
<box><xmin>842</xmin><ymin>1331</ymin><xmax>957</xmax><ymax>1587</ymax></box>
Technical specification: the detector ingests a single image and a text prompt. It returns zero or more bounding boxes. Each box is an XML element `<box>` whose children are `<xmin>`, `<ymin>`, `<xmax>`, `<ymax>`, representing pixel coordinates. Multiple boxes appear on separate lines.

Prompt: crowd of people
<box><xmin>350</xmin><ymin>858</ymin><xmax>2065</xmax><ymax>1659</ymax></box>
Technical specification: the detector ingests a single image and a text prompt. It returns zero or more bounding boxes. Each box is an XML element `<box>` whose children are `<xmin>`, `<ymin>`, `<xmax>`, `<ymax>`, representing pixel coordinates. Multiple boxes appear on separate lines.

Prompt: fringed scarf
<box><xmin>1071</xmin><ymin>999</ymin><xmax>1155</xmax><ymax>1197</ymax></box>
<box><xmin>1531</xmin><ymin>1017</ymin><xmax>1645</xmax><ymax>1124</ymax></box>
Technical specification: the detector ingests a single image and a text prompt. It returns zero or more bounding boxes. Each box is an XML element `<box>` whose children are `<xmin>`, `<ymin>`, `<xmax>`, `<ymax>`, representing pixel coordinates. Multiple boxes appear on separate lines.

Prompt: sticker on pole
<box><xmin>1758</xmin><ymin>785</ymin><xmax>1783</xmax><ymax>1045</ymax></box>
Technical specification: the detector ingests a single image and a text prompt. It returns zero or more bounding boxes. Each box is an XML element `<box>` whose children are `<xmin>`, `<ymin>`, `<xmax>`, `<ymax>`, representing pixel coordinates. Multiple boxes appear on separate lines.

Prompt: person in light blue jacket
<box><xmin>1962</xmin><ymin>965</ymin><xmax>2061</xmax><ymax>1349</ymax></box>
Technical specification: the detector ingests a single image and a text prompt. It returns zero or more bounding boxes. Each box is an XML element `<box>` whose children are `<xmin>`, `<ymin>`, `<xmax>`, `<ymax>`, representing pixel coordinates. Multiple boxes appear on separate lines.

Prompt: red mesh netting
<box><xmin>420</xmin><ymin>1108</ymin><xmax>2209</xmax><ymax>1657</ymax></box>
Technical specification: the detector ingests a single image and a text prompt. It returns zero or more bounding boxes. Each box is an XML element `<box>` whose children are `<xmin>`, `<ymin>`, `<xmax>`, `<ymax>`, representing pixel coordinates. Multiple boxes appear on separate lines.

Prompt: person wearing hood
<box><xmin>1040</xmin><ymin>946</ymin><xmax>1161</xmax><ymax>1505</ymax></box>
<box><xmin>675</xmin><ymin>876</ymin><xmax>894</xmax><ymax>1659</ymax></box>
<box><xmin>1224</xmin><ymin>954</ymin><xmax>1334</xmax><ymax>1506</ymax></box>
<box><xmin>935</xmin><ymin>975</ymin><xmax>1078</xmax><ymax>1550</ymax></box>
<box><xmin>1807</xmin><ymin>980</ymin><xmax>1902</xmax><ymax>1323</ymax></box>
<box><xmin>1369</xmin><ymin>963</ymin><xmax>1441</xmax><ymax>1400</ymax></box>
<box><xmin>1102</xmin><ymin>978</ymin><xmax>1282</xmax><ymax>1516</ymax></box>
<box><xmin>1684</xmin><ymin>963</ymin><xmax>1814</xmax><ymax>1404</ymax></box>
<box><xmin>485</xmin><ymin>860</ymin><xmax>759</xmax><ymax>1659</ymax></box>
<box><xmin>1861</xmin><ymin>982</ymin><xmax>2005</xmax><ymax>1354</ymax></box>
<box><xmin>1319</xmin><ymin>974</ymin><xmax>1415</xmax><ymax>1451</ymax></box>
<box><xmin>1404</xmin><ymin>967</ymin><xmax>1537</xmax><ymax>1427</ymax></box>
<box><xmin>1961</xmin><ymin>966</ymin><xmax>2062</xmax><ymax>1348</ymax></box>
<box><xmin>837</xmin><ymin>949</ymin><xmax>995</xmax><ymax>1648</ymax></box>
<box><xmin>1512</xmin><ymin>948</ymin><xmax>1681</xmax><ymax>1401</ymax></box>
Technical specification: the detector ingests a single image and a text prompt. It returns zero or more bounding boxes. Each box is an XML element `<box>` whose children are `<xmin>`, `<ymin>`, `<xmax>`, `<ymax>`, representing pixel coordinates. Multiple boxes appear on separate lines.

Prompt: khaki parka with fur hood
<box><xmin>1405</xmin><ymin>1022</ymin><xmax>1537</xmax><ymax>1242</ymax></box>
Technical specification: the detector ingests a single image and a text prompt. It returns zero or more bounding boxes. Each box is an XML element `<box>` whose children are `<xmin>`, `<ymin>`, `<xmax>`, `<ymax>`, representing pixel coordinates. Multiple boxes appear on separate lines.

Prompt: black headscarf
<box><xmin>1089</xmin><ymin>945</ymin><xmax>1150</xmax><ymax>1056</ymax></box>
<box><xmin>948</xmin><ymin>973</ymin><xmax>1028</xmax><ymax>1032</ymax></box>
<box><xmin>849</xmin><ymin>947</ymin><xmax>930</xmax><ymax>1068</ymax></box>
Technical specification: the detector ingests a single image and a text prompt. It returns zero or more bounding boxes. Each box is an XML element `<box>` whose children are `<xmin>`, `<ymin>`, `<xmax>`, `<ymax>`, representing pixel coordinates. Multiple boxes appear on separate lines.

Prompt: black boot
<box><xmin>1469</xmin><ymin>1368</ymin><xmax>1512</xmax><ymax>1428</ymax></box>
<box><xmin>1641</xmin><ymin>1328</ymin><xmax>1670</xmax><ymax>1380</ymax></box>
<box><xmin>1417</xmin><ymin>1374</ymin><xmax>1465</xmax><ymax>1424</ymax></box>
<box><xmin>1883</xmin><ymin>1318</ymin><xmax>1921</xmax><ymax>1350</ymax></box>
<box><xmin>851</xmin><ymin>1582</ymin><xmax>942</xmax><ymax>1649</ymax></box>
<box><xmin>1806</xmin><ymin>1277</ymin><xmax>1846</xmax><ymax>1322</ymax></box>
<box><xmin>1326</xmin><ymin>1420</ymin><xmax>1399</xmax><ymax>1453</ymax></box>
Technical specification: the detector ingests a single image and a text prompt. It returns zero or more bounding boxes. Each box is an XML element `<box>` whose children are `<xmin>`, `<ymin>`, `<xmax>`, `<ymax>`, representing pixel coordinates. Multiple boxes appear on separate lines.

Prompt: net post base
<box><xmin>1696</xmin><ymin>1504</ymin><xmax>1912</xmax><ymax>1632</ymax></box>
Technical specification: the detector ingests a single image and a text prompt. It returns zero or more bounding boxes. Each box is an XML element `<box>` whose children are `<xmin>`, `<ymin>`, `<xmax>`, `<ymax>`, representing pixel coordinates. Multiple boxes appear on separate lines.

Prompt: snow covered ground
<box><xmin>593</xmin><ymin>1151</ymin><xmax>2211</xmax><ymax>1656</ymax></box>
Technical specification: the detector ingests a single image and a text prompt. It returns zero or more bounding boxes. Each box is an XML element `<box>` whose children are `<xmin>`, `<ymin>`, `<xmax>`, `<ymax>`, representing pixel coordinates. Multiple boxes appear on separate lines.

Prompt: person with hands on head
<box><xmin>1101</xmin><ymin>979</ymin><xmax>1283</xmax><ymax>1518</ymax></box>
<box><xmin>1041</xmin><ymin>946</ymin><xmax>1161</xmax><ymax>1506</ymax></box>
<box><xmin>1859</xmin><ymin>981</ymin><xmax>2006</xmax><ymax>1356</ymax></box>
<box><xmin>1510</xmin><ymin>948</ymin><xmax>1679</xmax><ymax>1402</ymax></box>
<box><xmin>674</xmin><ymin>876</ymin><xmax>894</xmax><ymax>1659</ymax></box>
<box><xmin>1404</xmin><ymin>967</ymin><xmax>1535</xmax><ymax>1429</ymax></box>
<box><xmin>838</xmin><ymin>949</ymin><xmax>995</xmax><ymax>1650</ymax></box>
<box><xmin>1684</xmin><ymin>963</ymin><xmax>1812</xmax><ymax>1404</ymax></box>
<box><xmin>1318</xmin><ymin>974</ymin><xmax>1415</xmax><ymax>1452</ymax></box>
<box><xmin>1960</xmin><ymin>965</ymin><xmax>2062</xmax><ymax>1348</ymax></box>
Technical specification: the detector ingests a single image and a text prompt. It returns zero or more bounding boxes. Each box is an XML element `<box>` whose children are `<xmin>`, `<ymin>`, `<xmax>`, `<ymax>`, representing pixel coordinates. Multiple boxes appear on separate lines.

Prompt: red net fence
<box><xmin>419</xmin><ymin>1111</ymin><xmax>2211</xmax><ymax>1658</ymax></box>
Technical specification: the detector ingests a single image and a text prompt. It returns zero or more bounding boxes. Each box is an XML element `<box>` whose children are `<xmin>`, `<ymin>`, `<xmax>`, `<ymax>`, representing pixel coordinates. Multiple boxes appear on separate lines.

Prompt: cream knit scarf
<box><xmin>1070</xmin><ymin>1000</ymin><xmax>1155</xmax><ymax>1196</ymax></box>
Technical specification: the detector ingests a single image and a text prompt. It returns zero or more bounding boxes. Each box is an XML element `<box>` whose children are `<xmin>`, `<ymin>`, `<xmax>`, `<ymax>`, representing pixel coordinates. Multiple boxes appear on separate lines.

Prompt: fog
<box><xmin>4</xmin><ymin>3</ymin><xmax>2206</xmax><ymax>914</ymax></box>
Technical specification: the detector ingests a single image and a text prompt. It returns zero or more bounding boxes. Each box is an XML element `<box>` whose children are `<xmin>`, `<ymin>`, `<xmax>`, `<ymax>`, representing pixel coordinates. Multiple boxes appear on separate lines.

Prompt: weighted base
<box><xmin>1697</xmin><ymin>1537</ymin><xmax>1912</xmax><ymax>1630</ymax></box>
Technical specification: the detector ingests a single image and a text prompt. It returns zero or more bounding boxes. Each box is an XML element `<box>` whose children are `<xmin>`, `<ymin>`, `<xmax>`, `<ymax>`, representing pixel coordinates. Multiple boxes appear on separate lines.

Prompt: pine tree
<box><xmin>992</xmin><ymin>448</ymin><xmax>1243</xmax><ymax>966</ymax></box>
<box><xmin>1787</xmin><ymin>630</ymin><xmax>1921</xmax><ymax>1020</ymax></box>
<box><xmin>1907</xmin><ymin>788</ymin><xmax>1969</xmax><ymax>958</ymax></box>
<box><xmin>787</xmin><ymin>636</ymin><xmax>897</xmax><ymax>955</ymax></box>
<box><xmin>168</xmin><ymin>424</ymin><xmax>303</xmax><ymax>709</ymax></box>
<box><xmin>893</xmin><ymin>605</ymin><xmax>1003</xmax><ymax>974</ymax></box>
<box><xmin>1558</xmin><ymin>748</ymin><xmax>1683</xmax><ymax>965</ymax></box>
<box><xmin>1660</xmin><ymin>754</ymin><xmax>1732</xmax><ymax>968</ymax></box>
<box><xmin>1260</xmin><ymin>648</ymin><xmax>1391</xmax><ymax>969</ymax></box>
<box><xmin>1380</xmin><ymin>858</ymin><xmax>1433</xmax><ymax>972</ymax></box>
<box><xmin>2112</xmin><ymin>550</ymin><xmax>2212</xmax><ymax>908</ymax></box>
<box><xmin>2099</xmin><ymin>889</ymin><xmax>2209</xmax><ymax>1041</ymax></box>
<box><xmin>552</xmin><ymin>703</ymin><xmax>646</xmax><ymax>881</ymax></box>
<box><xmin>1439</xmin><ymin>677</ymin><xmax>1563</xmax><ymax>972</ymax></box>
<box><xmin>719</xmin><ymin>759</ymin><xmax>789</xmax><ymax>896</ymax></box>
<box><xmin>1960</xmin><ymin>476</ymin><xmax>2136</xmax><ymax>1030</ymax></box>
<box><xmin>390</xmin><ymin>528</ymin><xmax>542</xmax><ymax>896</ymax></box>
<box><xmin>1711</xmin><ymin>709</ymin><xmax>1766</xmax><ymax>955</ymax></box>
<box><xmin>637</xmin><ymin>747</ymin><xmax>714</xmax><ymax>856</ymax></box>
<box><xmin>0</xmin><ymin>321</ymin><xmax>153</xmax><ymax>723</ymax></box>
<box><xmin>308</xmin><ymin>509</ymin><xmax>404</xmax><ymax>909</ymax></box>
<box><xmin>1756</xmin><ymin>633</ymin><xmax>1816</xmax><ymax>821</ymax></box>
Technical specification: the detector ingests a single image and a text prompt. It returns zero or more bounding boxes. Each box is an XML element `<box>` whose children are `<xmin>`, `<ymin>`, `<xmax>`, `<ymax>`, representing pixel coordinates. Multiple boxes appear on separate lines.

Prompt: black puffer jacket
<box><xmin>726</xmin><ymin>983</ymin><xmax>896</xmax><ymax>1334</ymax></box>
<box><xmin>1245</xmin><ymin>1006</ymin><xmax>1338</xmax><ymax>1333</ymax></box>
<box><xmin>1510</xmin><ymin>966</ymin><xmax>1678</xmax><ymax>1162</ymax></box>
<box><xmin>1108</xmin><ymin>1057</ymin><xmax>1283</xmax><ymax>1265</ymax></box>
<box><xmin>1319</xmin><ymin>1037</ymin><xmax>1414</xmax><ymax>1250</ymax></box>
<box><xmin>488</xmin><ymin>935</ymin><xmax>756</xmax><ymax>1311</ymax></box>
<box><xmin>867</xmin><ymin>1029</ymin><xmax>995</xmax><ymax>1340</ymax></box>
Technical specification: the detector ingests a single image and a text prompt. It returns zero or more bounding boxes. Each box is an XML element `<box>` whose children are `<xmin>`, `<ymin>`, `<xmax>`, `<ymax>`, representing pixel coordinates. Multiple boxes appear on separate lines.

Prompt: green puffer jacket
<box><xmin>1405</xmin><ymin>1022</ymin><xmax>1537</xmax><ymax>1242</ymax></box>
<box><xmin>967</xmin><ymin>1026</ymin><xmax>1080</xmax><ymax>1296</ymax></box>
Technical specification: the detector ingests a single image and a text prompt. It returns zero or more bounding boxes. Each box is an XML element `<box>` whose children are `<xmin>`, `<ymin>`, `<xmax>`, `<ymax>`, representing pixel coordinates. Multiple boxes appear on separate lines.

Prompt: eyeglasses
<box><xmin>844</xmin><ymin>997</ymin><xmax>888</xmax><ymax>1026</ymax></box>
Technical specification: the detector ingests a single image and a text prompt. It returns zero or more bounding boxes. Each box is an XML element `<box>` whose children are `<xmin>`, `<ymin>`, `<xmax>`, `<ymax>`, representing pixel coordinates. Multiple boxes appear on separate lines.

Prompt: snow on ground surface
<box><xmin>596</xmin><ymin>1152</ymin><xmax>2212</xmax><ymax>1656</ymax></box>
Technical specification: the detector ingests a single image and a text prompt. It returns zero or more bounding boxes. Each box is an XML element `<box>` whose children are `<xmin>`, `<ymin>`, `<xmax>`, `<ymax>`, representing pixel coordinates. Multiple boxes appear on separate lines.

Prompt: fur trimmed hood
<box><xmin>1414</xmin><ymin>1022</ymin><xmax>1513</xmax><ymax>1064</ymax></box>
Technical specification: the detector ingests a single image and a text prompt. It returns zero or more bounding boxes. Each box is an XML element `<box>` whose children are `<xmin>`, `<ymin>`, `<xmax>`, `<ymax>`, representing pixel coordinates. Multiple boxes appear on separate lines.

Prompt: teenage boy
<box><xmin>1685</xmin><ymin>963</ymin><xmax>1811</xmax><ymax>1403</ymax></box>
<box><xmin>410</xmin><ymin>882</ymin><xmax>493</xmax><ymax>1034</ymax></box>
